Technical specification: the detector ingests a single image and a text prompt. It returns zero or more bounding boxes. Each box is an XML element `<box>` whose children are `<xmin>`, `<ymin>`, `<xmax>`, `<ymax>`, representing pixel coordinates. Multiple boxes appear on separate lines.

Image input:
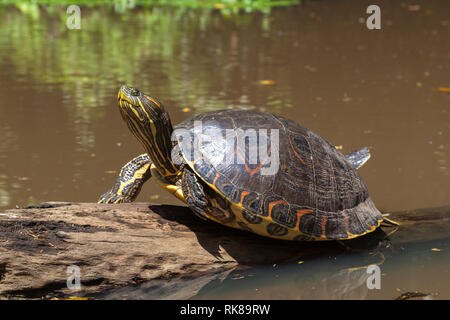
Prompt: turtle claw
<box><xmin>192</xmin><ymin>209</ymin><xmax>209</xmax><ymax>221</ymax></box>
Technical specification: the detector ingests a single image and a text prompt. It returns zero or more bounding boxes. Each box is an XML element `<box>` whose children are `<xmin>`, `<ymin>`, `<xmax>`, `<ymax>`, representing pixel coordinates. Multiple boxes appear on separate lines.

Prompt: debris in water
<box><xmin>395</xmin><ymin>291</ymin><xmax>431</xmax><ymax>300</ymax></box>
<box><xmin>342</xmin><ymin>94</ymin><xmax>352</xmax><ymax>102</ymax></box>
<box><xmin>437</xmin><ymin>87</ymin><xmax>450</xmax><ymax>93</ymax></box>
<box><xmin>431</xmin><ymin>248</ymin><xmax>441</xmax><ymax>252</ymax></box>
<box><xmin>304</xmin><ymin>65</ymin><xmax>317</xmax><ymax>72</ymax></box>
<box><xmin>259</xmin><ymin>80</ymin><xmax>276</xmax><ymax>85</ymax></box>
<box><xmin>408</xmin><ymin>5</ymin><xmax>421</xmax><ymax>12</ymax></box>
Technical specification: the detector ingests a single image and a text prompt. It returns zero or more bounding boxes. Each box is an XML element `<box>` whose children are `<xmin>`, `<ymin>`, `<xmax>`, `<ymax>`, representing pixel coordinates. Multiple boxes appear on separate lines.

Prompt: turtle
<box><xmin>99</xmin><ymin>85</ymin><xmax>397</xmax><ymax>241</ymax></box>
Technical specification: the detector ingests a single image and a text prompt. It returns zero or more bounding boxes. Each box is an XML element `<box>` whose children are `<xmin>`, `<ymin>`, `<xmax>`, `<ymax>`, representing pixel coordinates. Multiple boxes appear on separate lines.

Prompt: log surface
<box><xmin>0</xmin><ymin>202</ymin><xmax>449</xmax><ymax>299</ymax></box>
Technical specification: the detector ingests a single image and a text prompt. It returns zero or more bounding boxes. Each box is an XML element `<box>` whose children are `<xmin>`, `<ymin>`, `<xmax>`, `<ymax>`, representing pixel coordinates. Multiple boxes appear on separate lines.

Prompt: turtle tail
<box><xmin>381</xmin><ymin>214</ymin><xmax>400</xmax><ymax>227</ymax></box>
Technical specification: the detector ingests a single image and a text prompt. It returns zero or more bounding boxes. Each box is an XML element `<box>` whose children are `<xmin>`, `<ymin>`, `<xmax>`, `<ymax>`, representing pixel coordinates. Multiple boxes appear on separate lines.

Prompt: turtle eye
<box><xmin>130</xmin><ymin>89</ymin><xmax>139</xmax><ymax>96</ymax></box>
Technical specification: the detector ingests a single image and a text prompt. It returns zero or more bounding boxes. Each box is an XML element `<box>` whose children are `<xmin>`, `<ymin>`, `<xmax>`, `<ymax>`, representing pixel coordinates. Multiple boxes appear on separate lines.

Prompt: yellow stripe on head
<box><xmin>146</xmin><ymin>95</ymin><xmax>161</xmax><ymax>108</ymax></box>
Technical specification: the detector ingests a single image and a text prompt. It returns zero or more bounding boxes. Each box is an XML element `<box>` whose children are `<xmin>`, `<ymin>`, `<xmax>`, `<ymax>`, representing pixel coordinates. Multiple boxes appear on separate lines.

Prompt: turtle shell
<box><xmin>174</xmin><ymin>110</ymin><xmax>383</xmax><ymax>240</ymax></box>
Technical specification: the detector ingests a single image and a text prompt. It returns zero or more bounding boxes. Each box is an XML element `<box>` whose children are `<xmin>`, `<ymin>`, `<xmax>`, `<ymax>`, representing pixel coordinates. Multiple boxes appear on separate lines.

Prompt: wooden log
<box><xmin>0</xmin><ymin>202</ymin><xmax>448</xmax><ymax>299</ymax></box>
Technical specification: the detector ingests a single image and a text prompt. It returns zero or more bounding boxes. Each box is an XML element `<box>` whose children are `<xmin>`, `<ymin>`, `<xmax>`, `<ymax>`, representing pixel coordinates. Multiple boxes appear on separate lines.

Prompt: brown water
<box><xmin>0</xmin><ymin>0</ymin><xmax>449</xmax><ymax>299</ymax></box>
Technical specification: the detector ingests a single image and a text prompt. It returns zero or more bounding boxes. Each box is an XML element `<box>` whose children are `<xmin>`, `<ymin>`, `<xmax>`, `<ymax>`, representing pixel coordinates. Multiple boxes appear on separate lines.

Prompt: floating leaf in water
<box><xmin>437</xmin><ymin>87</ymin><xmax>450</xmax><ymax>93</ymax></box>
<box><xmin>342</xmin><ymin>94</ymin><xmax>352</xmax><ymax>102</ymax></box>
<box><xmin>213</xmin><ymin>3</ymin><xmax>225</xmax><ymax>9</ymax></box>
<box><xmin>259</xmin><ymin>80</ymin><xmax>276</xmax><ymax>85</ymax></box>
<box><xmin>408</xmin><ymin>5</ymin><xmax>421</xmax><ymax>11</ymax></box>
<box><xmin>335</xmin><ymin>145</ymin><xmax>343</xmax><ymax>150</ymax></box>
<box><xmin>416</xmin><ymin>82</ymin><xmax>423</xmax><ymax>87</ymax></box>
<box><xmin>304</xmin><ymin>65</ymin><xmax>317</xmax><ymax>72</ymax></box>
<box><xmin>431</xmin><ymin>248</ymin><xmax>441</xmax><ymax>252</ymax></box>
<box><xmin>182</xmin><ymin>107</ymin><xmax>191</xmax><ymax>112</ymax></box>
<box><xmin>298</xmin><ymin>261</ymin><xmax>304</xmax><ymax>264</ymax></box>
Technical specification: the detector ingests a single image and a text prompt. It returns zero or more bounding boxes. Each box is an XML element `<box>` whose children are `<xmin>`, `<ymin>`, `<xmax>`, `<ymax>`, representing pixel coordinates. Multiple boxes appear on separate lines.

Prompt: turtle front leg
<box><xmin>98</xmin><ymin>154</ymin><xmax>152</xmax><ymax>203</ymax></box>
<box><xmin>181</xmin><ymin>167</ymin><xmax>209</xmax><ymax>220</ymax></box>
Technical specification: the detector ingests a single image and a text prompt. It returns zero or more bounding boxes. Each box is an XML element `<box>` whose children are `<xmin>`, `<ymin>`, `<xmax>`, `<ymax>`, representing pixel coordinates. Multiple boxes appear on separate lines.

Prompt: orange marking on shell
<box><xmin>240</xmin><ymin>191</ymin><xmax>250</xmax><ymax>204</ymax></box>
<box><xmin>244</xmin><ymin>162</ymin><xmax>264</xmax><ymax>176</ymax></box>
<box><xmin>236</xmin><ymin>144</ymin><xmax>272</xmax><ymax>177</ymax></box>
<box><xmin>321</xmin><ymin>216</ymin><xmax>328</xmax><ymax>239</ymax></box>
<box><xmin>289</xmin><ymin>135</ymin><xmax>312</xmax><ymax>167</ymax></box>
<box><xmin>212</xmin><ymin>172</ymin><xmax>220</xmax><ymax>185</ymax></box>
<box><xmin>268</xmin><ymin>200</ymin><xmax>287</xmax><ymax>219</ymax></box>
<box><xmin>344</xmin><ymin>215</ymin><xmax>354</xmax><ymax>238</ymax></box>
<box><xmin>295</xmin><ymin>209</ymin><xmax>313</xmax><ymax>229</ymax></box>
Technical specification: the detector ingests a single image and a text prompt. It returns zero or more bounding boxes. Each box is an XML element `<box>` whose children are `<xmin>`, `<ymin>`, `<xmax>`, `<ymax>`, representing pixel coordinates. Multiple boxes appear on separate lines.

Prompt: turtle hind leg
<box><xmin>181</xmin><ymin>167</ymin><xmax>209</xmax><ymax>220</ymax></box>
<box><xmin>345</xmin><ymin>147</ymin><xmax>371</xmax><ymax>169</ymax></box>
<box><xmin>98</xmin><ymin>154</ymin><xmax>152</xmax><ymax>203</ymax></box>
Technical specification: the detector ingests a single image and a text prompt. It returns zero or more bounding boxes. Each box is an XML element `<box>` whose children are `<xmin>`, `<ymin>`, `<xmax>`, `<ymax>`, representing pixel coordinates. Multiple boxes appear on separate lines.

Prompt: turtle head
<box><xmin>117</xmin><ymin>85</ymin><xmax>179</xmax><ymax>180</ymax></box>
<box><xmin>117</xmin><ymin>85</ymin><xmax>165</xmax><ymax>124</ymax></box>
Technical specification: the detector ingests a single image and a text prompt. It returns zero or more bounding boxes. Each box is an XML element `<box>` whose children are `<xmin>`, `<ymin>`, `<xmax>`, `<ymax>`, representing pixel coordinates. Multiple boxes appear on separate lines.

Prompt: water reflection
<box><xmin>192</xmin><ymin>252</ymin><xmax>385</xmax><ymax>300</ymax></box>
<box><xmin>95</xmin><ymin>252</ymin><xmax>385</xmax><ymax>300</ymax></box>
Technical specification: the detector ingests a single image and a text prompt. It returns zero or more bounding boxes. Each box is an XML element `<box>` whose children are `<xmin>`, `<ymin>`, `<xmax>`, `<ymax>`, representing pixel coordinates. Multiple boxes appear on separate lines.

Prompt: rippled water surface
<box><xmin>0</xmin><ymin>0</ymin><xmax>449</xmax><ymax>299</ymax></box>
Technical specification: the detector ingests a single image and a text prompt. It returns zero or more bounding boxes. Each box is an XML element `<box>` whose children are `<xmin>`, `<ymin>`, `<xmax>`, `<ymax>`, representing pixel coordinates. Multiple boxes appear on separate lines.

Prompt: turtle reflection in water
<box><xmin>99</xmin><ymin>85</ymin><xmax>397</xmax><ymax>241</ymax></box>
